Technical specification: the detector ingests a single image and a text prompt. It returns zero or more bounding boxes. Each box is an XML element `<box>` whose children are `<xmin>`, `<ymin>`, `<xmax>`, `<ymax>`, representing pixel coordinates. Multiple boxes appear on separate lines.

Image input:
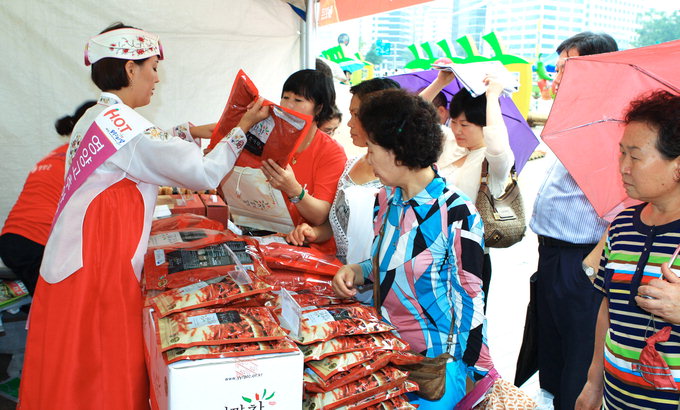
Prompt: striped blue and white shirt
<box><xmin>530</xmin><ymin>158</ymin><xmax>609</xmax><ymax>244</ymax></box>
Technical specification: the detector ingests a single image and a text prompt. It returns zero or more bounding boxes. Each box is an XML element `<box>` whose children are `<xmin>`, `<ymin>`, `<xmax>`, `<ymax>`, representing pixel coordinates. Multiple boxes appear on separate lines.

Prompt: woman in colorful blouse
<box><xmin>576</xmin><ymin>90</ymin><xmax>680</xmax><ymax>409</ymax></box>
<box><xmin>332</xmin><ymin>89</ymin><xmax>493</xmax><ymax>408</ymax></box>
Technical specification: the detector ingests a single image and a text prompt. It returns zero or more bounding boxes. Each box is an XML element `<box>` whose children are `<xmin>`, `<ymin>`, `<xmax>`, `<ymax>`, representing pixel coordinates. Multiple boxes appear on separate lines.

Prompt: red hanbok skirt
<box><xmin>18</xmin><ymin>179</ymin><xmax>149</xmax><ymax>409</ymax></box>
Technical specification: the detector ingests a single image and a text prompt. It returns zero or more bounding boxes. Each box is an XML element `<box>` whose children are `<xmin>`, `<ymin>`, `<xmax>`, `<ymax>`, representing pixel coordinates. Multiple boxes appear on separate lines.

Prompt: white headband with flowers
<box><xmin>84</xmin><ymin>28</ymin><xmax>164</xmax><ymax>66</ymax></box>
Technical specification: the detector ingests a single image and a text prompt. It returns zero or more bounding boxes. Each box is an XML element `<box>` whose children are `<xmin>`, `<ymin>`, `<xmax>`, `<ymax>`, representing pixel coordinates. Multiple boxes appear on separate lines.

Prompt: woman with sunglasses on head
<box><xmin>18</xmin><ymin>23</ymin><xmax>267</xmax><ymax>409</ymax></box>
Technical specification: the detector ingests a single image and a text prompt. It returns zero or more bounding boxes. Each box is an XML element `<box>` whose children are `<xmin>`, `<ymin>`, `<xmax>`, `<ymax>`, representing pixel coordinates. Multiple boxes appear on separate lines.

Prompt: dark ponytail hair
<box><xmin>54</xmin><ymin>100</ymin><xmax>97</xmax><ymax>136</ymax></box>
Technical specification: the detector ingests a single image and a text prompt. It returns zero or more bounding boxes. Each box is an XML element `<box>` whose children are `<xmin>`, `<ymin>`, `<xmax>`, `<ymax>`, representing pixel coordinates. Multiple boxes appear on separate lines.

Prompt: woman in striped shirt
<box><xmin>577</xmin><ymin>90</ymin><xmax>680</xmax><ymax>409</ymax></box>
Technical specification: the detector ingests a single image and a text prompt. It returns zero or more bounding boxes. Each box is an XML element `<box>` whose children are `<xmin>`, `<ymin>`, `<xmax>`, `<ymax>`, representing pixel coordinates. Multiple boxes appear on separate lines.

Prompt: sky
<box><xmin>632</xmin><ymin>0</ymin><xmax>677</xmax><ymax>13</ymax></box>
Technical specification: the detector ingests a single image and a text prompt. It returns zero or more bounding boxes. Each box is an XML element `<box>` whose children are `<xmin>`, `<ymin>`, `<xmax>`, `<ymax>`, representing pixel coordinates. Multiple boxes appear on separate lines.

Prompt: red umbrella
<box><xmin>541</xmin><ymin>40</ymin><xmax>680</xmax><ymax>218</ymax></box>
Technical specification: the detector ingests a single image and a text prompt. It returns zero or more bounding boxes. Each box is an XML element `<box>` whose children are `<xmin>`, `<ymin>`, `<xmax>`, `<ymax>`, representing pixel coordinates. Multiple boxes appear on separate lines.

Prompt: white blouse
<box><xmin>328</xmin><ymin>156</ymin><xmax>382</xmax><ymax>264</ymax></box>
<box><xmin>436</xmin><ymin>124</ymin><xmax>514</xmax><ymax>202</ymax></box>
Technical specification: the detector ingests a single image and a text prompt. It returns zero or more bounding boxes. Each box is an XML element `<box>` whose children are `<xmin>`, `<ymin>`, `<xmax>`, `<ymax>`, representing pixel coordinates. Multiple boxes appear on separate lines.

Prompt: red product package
<box><xmin>300</xmin><ymin>332</ymin><xmax>411</xmax><ymax>362</ymax></box>
<box><xmin>207</xmin><ymin>69</ymin><xmax>312</xmax><ymax>168</ymax></box>
<box><xmin>151</xmin><ymin>213</ymin><xmax>224</xmax><ymax>234</ymax></box>
<box><xmin>258</xmin><ymin>242</ymin><xmax>343</xmax><ymax>276</ymax></box>
<box><xmin>346</xmin><ymin>384</ymin><xmax>419</xmax><ymax>410</ymax></box>
<box><xmin>302</xmin><ymin>366</ymin><xmax>410</xmax><ymax>410</ymax></box>
<box><xmin>143</xmin><ymin>238</ymin><xmax>256</xmax><ymax>291</ymax></box>
<box><xmin>162</xmin><ymin>337</ymin><xmax>299</xmax><ymax>364</ymax></box>
<box><xmin>307</xmin><ymin>350</ymin><xmax>380</xmax><ymax>382</ymax></box>
<box><xmin>156</xmin><ymin>306</ymin><xmax>286</xmax><ymax>351</ymax></box>
<box><xmin>147</xmin><ymin>228</ymin><xmax>234</xmax><ymax>250</ymax></box>
<box><xmin>150</xmin><ymin>270</ymin><xmax>274</xmax><ymax>317</ymax></box>
<box><xmin>306</xmin><ymin>351</ymin><xmax>425</xmax><ymax>393</ymax></box>
<box><xmin>305</xmin><ymin>352</ymin><xmax>393</xmax><ymax>393</ymax></box>
<box><xmin>262</xmin><ymin>269</ymin><xmax>338</xmax><ymax>296</ymax></box>
<box><xmin>294</xmin><ymin>305</ymin><xmax>395</xmax><ymax>345</ymax></box>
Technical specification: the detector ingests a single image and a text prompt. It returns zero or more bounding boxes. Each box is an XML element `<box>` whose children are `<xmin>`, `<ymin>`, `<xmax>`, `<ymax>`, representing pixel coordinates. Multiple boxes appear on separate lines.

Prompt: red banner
<box><xmin>318</xmin><ymin>0</ymin><xmax>433</xmax><ymax>26</ymax></box>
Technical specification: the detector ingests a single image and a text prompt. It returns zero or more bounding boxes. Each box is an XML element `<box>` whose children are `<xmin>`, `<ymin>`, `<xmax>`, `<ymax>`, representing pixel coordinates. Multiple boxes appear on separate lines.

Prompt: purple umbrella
<box><xmin>387</xmin><ymin>69</ymin><xmax>539</xmax><ymax>174</ymax></box>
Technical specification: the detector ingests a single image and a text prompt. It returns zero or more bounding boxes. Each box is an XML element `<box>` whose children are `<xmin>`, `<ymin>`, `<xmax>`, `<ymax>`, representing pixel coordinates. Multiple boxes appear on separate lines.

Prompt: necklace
<box><xmin>291</xmin><ymin>135</ymin><xmax>314</xmax><ymax>164</ymax></box>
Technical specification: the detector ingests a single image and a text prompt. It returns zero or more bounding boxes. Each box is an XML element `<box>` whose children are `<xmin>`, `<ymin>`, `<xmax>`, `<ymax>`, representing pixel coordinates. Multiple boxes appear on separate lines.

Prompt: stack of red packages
<box><xmin>290</xmin><ymin>304</ymin><xmax>421</xmax><ymax>409</ymax></box>
<box><xmin>143</xmin><ymin>222</ymin><xmax>270</xmax><ymax>292</ymax></box>
<box><xmin>155</xmin><ymin>306</ymin><xmax>297</xmax><ymax>364</ymax></box>
<box><xmin>255</xmin><ymin>240</ymin><xmax>343</xmax><ymax>277</ymax></box>
<box><xmin>144</xmin><ymin>213</ymin><xmax>299</xmax><ymax>364</ymax></box>
<box><xmin>148</xmin><ymin>264</ymin><xmax>294</xmax><ymax>363</ymax></box>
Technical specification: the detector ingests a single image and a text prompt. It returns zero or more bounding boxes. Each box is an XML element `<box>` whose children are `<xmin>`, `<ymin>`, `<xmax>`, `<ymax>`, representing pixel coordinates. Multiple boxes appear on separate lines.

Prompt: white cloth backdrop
<box><xmin>0</xmin><ymin>0</ymin><xmax>303</xmax><ymax>226</ymax></box>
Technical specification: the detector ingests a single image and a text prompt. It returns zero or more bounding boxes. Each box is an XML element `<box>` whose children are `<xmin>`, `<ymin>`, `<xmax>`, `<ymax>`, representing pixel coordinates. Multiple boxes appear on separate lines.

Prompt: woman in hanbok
<box><xmin>18</xmin><ymin>23</ymin><xmax>268</xmax><ymax>409</ymax></box>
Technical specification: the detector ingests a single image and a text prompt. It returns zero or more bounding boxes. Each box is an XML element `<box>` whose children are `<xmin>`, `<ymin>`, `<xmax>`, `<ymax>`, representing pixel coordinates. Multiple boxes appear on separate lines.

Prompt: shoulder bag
<box><xmin>475</xmin><ymin>159</ymin><xmax>526</xmax><ymax>248</ymax></box>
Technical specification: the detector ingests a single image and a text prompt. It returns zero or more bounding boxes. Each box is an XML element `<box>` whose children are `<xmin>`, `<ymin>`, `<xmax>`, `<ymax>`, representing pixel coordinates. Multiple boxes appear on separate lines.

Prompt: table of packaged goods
<box><xmin>142</xmin><ymin>210</ymin><xmax>420</xmax><ymax>410</ymax></box>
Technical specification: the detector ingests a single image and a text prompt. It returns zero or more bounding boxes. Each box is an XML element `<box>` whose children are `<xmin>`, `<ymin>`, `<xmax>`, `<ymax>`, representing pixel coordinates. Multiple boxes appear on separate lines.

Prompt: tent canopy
<box><xmin>0</xmin><ymin>0</ymin><xmax>304</xmax><ymax>225</ymax></box>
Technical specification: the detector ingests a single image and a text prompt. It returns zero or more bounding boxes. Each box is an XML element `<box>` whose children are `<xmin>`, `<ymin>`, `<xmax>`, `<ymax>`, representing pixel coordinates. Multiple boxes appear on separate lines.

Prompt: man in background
<box><xmin>530</xmin><ymin>31</ymin><xmax>618</xmax><ymax>409</ymax></box>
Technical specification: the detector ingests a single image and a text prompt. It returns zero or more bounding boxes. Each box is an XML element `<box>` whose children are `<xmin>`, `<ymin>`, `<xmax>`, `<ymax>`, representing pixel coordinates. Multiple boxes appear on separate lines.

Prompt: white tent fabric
<box><xmin>0</xmin><ymin>0</ymin><xmax>303</xmax><ymax>226</ymax></box>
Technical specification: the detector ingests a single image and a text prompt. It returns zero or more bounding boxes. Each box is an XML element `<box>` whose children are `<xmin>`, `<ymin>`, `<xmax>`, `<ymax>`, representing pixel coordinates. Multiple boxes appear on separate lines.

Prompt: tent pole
<box><xmin>301</xmin><ymin>0</ymin><xmax>316</xmax><ymax>69</ymax></box>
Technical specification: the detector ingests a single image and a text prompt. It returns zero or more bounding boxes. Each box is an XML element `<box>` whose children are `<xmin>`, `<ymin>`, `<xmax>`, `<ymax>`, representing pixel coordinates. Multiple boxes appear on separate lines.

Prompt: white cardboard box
<box><xmin>143</xmin><ymin>307</ymin><xmax>303</xmax><ymax>410</ymax></box>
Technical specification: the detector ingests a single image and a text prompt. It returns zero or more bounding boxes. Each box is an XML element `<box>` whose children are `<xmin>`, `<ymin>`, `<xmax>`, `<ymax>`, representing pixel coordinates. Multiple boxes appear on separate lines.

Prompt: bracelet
<box><xmin>289</xmin><ymin>185</ymin><xmax>306</xmax><ymax>204</ymax></box>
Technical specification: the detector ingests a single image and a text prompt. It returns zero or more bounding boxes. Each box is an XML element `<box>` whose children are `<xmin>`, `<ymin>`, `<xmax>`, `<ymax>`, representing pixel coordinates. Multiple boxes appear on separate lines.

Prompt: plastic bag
<box><xmin>306</xmin><ymin>351</ymin><xmax>424</xmax><ymax>392</ymax></box>
<box><xmin>207</xmin><ymin>69</ymin><xmax>312</xmax><ymax>168</ymax></box>
<box><xmin>162</xmin><ymin>337</ymin><xmax>299</xmax><ymax>364</ymax></box>
<box><xmin>150</xmin><ymin>270</ymin><xmax>274</xmax><ymax>317</ymax></box>
<box><xmin>157</xmin><ymin>306</ymin><xmax>286</xmax><ymax>351</ymax></box>
<box><xmin>143</xmin><ymin>239</ymin><xmax>255</xmax><ymax>290</ymax></box>
<box><xmin>294</xmin><ymin>305</ymin><xmax>395</xmax><ymax>345</ymax></box>
<box><xmin>151</xmin><ymin>213</ymin><xmax>224</xmax><ymax>234</ymax></box>
<box><xmin>361</xmin><ymin>394</ymin><xmax>417</xmax><ymax>410</ymax></box>
<box><xmin>300</xmin><ymin>332</ymin><xmax>410</xmax><ymax>362</ymax></box>
<box><xmin>147</xmin><ymin>228</ymin><xmax>233</xmax><ymax>250</ymax></box>
<box><xmin>302</xmin><ymin>366</ymin><xmax>410</xmax><ymax>410</ymax></box>
<box><xmin>258</xmin><ymin>242</ymin><xmax>343</xmax><ymax>276</ymax></box>
<box><xmin>351</xmin><ymin>390</ymin><xmax>418</xmax><ymax>410</ymax></box>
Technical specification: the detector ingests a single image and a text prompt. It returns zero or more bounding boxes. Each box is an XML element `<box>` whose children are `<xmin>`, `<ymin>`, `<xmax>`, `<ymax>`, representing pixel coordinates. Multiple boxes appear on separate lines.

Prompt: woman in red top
<box><xmin>261</xmin><ymin>70</ymin><xmax>347</xmax><ymax>229</ymax></box>
<box><xmin>0</xmin><ymin>100</ymin><xmax>95</xmax><ymax>294</ymax></box>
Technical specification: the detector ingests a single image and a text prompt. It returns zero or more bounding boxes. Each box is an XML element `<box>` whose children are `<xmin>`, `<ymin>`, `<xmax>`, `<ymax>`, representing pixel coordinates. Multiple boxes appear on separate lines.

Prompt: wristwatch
<box><xmin>289</xmin><ymin>186</ymin><xmax>305</xmax><ymax>204</ymax></box>
<box><xmin>582</xmin><ymin>262</ymin><xmax>596</xmax><ymax>279</ymax></box>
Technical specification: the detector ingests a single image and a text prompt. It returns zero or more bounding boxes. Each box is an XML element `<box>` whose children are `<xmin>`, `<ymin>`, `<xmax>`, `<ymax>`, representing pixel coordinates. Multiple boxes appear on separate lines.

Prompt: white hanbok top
<box><xmin>41</xmin><ymin>92</ymin><xmax>246</xmax><ymax>283</ymax></box>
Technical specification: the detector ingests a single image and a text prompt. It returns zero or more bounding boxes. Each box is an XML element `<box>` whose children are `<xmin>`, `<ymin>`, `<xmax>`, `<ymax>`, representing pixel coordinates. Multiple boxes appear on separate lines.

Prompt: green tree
<box><xmin>364</xmin><ymin>42</ymin><xmax>384</xmax><ymax>66</ymax></box>
<box><xmin>634</xmin><ymin>10</ymin><xmax>680</xmax><ymax>47</ymax></box>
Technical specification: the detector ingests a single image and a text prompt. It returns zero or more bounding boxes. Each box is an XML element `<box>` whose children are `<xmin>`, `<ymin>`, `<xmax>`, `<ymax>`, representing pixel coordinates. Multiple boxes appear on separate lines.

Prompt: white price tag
<box><xmin>154</xmin><ymin>249</ymin><xmax>166</xmax><ymax>266</ymax></box>
<box><xmin>302</xmin><ymin>309</ymin><xmax>335</xmax><ymax>326</ymax></box>
<box><xmin>187</xmin><ymin>313</ymin><xmax>219</xmax><ymax>329</ymax></box>
<box><xmin>279</xmin><ymin>288</ymin><xmax>302</xmax><ymax>338</ymax></box>
<box><xmin>153</xmin><ymin>204</ymin><xmax>172</xmax><ymax>218</ymax></box>
<box><xmin>148</xmin><ymin>232</ymin><xmax>183</xmax><ymax>248</ymax></box>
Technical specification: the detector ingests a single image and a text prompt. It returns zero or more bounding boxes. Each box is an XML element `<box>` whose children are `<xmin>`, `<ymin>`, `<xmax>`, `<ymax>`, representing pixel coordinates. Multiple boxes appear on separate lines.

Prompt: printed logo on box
<box><xmin>224</xmin><ymin>389</ymin><xmax>277</xmax><ymax>409</ymax></box>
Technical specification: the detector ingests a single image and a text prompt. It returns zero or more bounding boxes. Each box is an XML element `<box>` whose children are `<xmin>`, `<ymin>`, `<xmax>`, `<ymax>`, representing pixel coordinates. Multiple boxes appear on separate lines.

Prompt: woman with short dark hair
<box><xmin>576</xmin><ymin>90</ymin><xmax>680</xmax><ymax>409</ymax></box>
<box><xmin>18</xmin><ymin>22</ymin><xmax>268</xmax><ymax>409</ymax></box>
<box><xmin>260</xmin><ymin>69</ymin><xmax>347</xmax><ymax>247</ymax></box>
<box><xmin>286</xmin><ymin>78</ymin><xmax>399</xmax><ymax>265</ymax></box>
<box><xmin>333</xmin><ymin>89</ymin><xmax>493</xmax><ymax>408</ymax></box>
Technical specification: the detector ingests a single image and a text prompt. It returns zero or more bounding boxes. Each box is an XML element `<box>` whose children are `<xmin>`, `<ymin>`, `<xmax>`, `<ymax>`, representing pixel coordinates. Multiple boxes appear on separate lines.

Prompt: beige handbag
<box><xmin>475</xmin><ymin>159</ymin><xmax>526</xmax><ymax>248</ymax></box>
